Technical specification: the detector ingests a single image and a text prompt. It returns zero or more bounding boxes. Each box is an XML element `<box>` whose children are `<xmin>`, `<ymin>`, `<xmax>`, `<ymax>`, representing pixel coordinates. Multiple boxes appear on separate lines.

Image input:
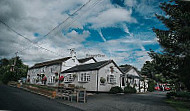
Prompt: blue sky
<box><xmin>0</xmin><ymin>0</ymin><xmax>167</xmax><ymax>69</ymax></box>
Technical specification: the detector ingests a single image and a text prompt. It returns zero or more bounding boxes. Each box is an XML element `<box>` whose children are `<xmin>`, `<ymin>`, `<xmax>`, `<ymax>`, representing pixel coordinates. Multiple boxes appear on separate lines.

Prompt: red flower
<box><xmin>42</xmin><ymin>76</ymin><xmax>47</xmax><ymax>81</ymax></box>
<box><xmin>59</xmin><ymin>76</ymin><xmax>64</xmax><ymax>81</ymax></box>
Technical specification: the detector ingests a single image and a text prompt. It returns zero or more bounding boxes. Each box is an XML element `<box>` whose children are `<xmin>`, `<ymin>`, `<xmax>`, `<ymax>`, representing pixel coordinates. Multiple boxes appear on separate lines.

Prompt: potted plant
<box><xmin>100</xmin><ymin>77</ymin><xmax>106</xmax><ymax>85</ymax></box>
<box><xmin>42</xmin><ymin>76</ymin><xmax>47</xmax><ymax>85</ymax></box>
<box><xmin>73</xmin><ymin>74</ymin><xmax>77</xmax><ymax>79</ymax></box>
<box><xmin>59</xmin><ymin>76</ymin><xmax>64</xmax><ymax>82</ymax></box>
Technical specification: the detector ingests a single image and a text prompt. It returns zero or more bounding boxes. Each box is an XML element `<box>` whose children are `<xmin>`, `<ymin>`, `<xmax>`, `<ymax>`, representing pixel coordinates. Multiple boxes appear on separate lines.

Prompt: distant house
<box><xmin>27</xmin><ymin>56</ymin><xmax>96</xmax><ymax>85</ymax></box>
<box><xmin>120</xmin><ymin>65</ymin><xmax>148</xmax><ymax>92</ymax></box>
<box><xmin>61</xmin><ymin>60</ymin><xmax>123</xmax><ymax>92</ymax></box>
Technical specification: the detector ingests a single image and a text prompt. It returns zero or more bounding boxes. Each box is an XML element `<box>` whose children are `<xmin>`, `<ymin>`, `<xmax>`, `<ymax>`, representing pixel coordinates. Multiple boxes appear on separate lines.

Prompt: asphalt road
<box><xmin>0</xmin><ymin>85</ymin><xmax>82</xmax><ymax>111</ymax></box>
<box><xmin>61</xmin><ymin>92</ymin><xmax>176</xmax><ymax>111</ymax></box>
<box><xmin>0</xmin><ymin>85</ymin><xmax>176</xmax><ymax>111</ymax></box>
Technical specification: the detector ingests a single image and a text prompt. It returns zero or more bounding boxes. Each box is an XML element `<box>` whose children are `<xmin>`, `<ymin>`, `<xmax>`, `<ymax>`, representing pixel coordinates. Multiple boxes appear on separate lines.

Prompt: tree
<box><xmin>149</xmin><ymin>0</ymin><xmax>190</xmax><ymax>90</ymax></box>
<box><xmin>0</xmin><ymin>57</ymin><xmax>28</xmax><ymax>84</ymax></box>
<box><xmin>141</xmin><ymin>61</ymin><xmax>156</xmax><ymax>79</ymax></box>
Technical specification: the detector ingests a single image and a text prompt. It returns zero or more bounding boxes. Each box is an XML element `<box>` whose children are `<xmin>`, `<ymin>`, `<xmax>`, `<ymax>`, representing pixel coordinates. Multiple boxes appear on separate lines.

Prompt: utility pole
<box><xmin>14</xmin><ymin>52</ymin><xmax>18</xmax><ymax>66</ymax></box>
<box><xmin>14</xmin><ymin>52</ymin><xmax>18</xmax><ymax>80</ymax></box>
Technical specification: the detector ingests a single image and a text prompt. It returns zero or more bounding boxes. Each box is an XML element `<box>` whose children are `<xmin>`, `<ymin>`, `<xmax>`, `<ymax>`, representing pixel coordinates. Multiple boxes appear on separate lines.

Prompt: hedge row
<box><xmin>109</xmin><ymin>85</ymin><xmax>137</xmax><ymax>94</ymax></box>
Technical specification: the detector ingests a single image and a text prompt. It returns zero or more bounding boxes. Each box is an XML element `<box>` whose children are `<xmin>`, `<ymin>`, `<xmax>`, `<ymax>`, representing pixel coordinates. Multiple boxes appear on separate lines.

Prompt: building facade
<box><xmin>61</xmin><ymin>60</ymin><xmax>123</xmax><ymax>92</ymax></box>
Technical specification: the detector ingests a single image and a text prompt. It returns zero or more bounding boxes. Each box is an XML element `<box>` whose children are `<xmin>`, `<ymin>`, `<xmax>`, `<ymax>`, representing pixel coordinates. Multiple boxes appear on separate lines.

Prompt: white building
<box><xmin>120</xmin><ymin>66</ymin><xmax>148</xmax><ymax>92</ymax></box>
<box><xmin>27</xmin><ymin>57</ymin><xmax>96</xmax><ymax>85</ymax></box>
<box><xmin>27</xmin><ymin>55</ymin><xmax>148</xmax><ymax>92</ymax></box>
<box><xmin>61</xmin><ymin>60</ymin><xmax>123</xmax><ymax>92</ymax></box>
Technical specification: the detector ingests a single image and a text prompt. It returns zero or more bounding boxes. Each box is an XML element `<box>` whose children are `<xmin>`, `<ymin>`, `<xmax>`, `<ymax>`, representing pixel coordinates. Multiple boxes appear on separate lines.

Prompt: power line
<box><xmin>0</xmin><ymin>20</ymin><xmax>65</xmax><ymax>57</ymax></box>
<box><xmin>14</xmin><ymin>0</ymin><xmax>95</xmax><ymax>54</ymax></box>
<box><xmin>0</xmin><ymin>0</ymin><xmax>104</xmax><ymax>58</ymax></box>
<box><xmin>15</xmin><ymin>0</ymin><xmax>103</xmax><ymax>54</ymax></box>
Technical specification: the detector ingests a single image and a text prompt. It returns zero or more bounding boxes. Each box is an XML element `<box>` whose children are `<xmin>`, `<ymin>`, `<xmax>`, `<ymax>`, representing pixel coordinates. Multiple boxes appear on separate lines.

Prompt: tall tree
<box><xmin>0</xmin><ymin>57</ymin><xmax>28</xmax><ymax>84</ymax></box>
<box><xmin>149</xmin><ymin>0</ymin><xmax>190</xmax><ymax>90</ymax></box>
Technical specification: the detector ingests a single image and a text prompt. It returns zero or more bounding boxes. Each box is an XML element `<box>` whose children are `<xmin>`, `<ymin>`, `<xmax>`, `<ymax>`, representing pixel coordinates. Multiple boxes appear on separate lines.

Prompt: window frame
<box><xmin>78</xmin><ymin>72</ymin><xmax>90</xmax><ymax>82</ymax></box>
<box><xmin>64</xmin><ymin>74</ymin><xmax>74</xmax><ymax>82</ymax></box>
<box><xmin>107</xmin><ymin>74</ymin><xmax>116</xmax><ymax>84</ymax></box>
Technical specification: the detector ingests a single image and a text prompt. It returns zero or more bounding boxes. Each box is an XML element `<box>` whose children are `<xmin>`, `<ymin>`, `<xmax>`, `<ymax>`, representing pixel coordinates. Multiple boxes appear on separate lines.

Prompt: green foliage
<box><xmin>166</xmin><ymin>91</ymin><xmax>190</xmax><ymax>99</ymax></box>
<box><xmin>2</xmin><ymin>72</ymin><xmax>14</xmax><ymax>84</ymax></box>
<box><xmin>124</xmin><ymin>84</ymin><xmax>137</xmax><ymax>93</ymax></box>
<box><xmin>146</xmin><ymin>0</ymin><xmax>190</xmax><ymax>91</ymax></box>
<box><xmin>166</xmin><ymin>92</ymin><xmax>176</xmax><ymax>99</ymax></box>
<box><xmin>148</xmin><ymin>80</ymin><xmax>155</xmax><ymax>92</ymax></box>
<box><xmin>0</xmin><ymin>57</ymin><xmax>28</xmax><ymax>84</ymax></box>
<box><xmin>100</xmin><ymin>77</ymin><xmax>106</xmax><ymax>84</ymax></box>
<box><xmin>109</xmin><ymin>86</ymin><xmax>123</xmax><ymax>94</ymax></box>
<box><xmin>141</xmin><ymin>61</ymin><xmax>156</xmax><ymax>79</ymax></box>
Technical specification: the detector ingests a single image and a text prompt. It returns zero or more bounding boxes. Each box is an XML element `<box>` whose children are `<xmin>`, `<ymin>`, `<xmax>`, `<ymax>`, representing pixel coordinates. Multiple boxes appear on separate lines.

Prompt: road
<box><xmin>0</xmin><ymin>85</ymin><xmax>176</xmax><ymax>111</ymax></box>
<box><xmin>0</xmin><ymin>85</ymin><xmax>82</xmax><ymax>111</ymax></box>
<box><xmin>61</xmin><ymin>92</ymin><xmax>176</xmax><ymax>111</ymax></box>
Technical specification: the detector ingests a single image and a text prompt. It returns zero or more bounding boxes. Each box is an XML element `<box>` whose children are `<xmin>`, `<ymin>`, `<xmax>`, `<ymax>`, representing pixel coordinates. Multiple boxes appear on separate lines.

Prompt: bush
<box><xmin>148</xmin><ymin>80</ymin><xmax>155</xmax><ymax>92</ymax></box>
<box><xmin>124</xmin><ymin>84</ymin><xmax>137</xmax><ymax>93</ymax></box>
<box><xmin>166</xmin><ymin>92</ymin><xmax>176</xmax><ymax>99</ymax></box>
<box><xmin>2</xmin><ymin>72</ymin><xmax>14</xmax><ymax>84</ymax></box>
<box><xmin>166</xmin><ymin>91</ymin><xmax>190</xmax><ymax>99</ymax></box>
<box><xmin>109</xmin><ymin>86</ymin><xmax>123</xmax><ymax>94</ymax></box>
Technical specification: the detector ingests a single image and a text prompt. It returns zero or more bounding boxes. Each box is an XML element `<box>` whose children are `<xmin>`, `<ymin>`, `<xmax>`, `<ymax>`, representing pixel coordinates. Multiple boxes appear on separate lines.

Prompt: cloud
<box><xmin>87</xmin><ymin>8</ymin><xmax>137</xmax><ymax>28</ymax></box>
<box><xmin>0</xmin><ymin>0</ymin><xmax>161</xmax><ymax>70</ymax></box>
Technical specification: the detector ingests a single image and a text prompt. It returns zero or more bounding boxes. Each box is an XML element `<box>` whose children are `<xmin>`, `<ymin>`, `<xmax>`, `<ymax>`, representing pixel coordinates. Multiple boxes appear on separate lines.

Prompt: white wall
<box><xmin>80</xmin><ymin>59</ymin><xmax>96</xmax><ymax>64</ymax></box>
<box><xmin>61</xmin><ymin>58</ymin><xmax>79</xmax><ymax>72</ymax></box>
<box><xmin>98</xmin><ymin>63</ymin><xmax>122</xmax><ymax>92</ymax></box>
<box><xmin>61</xmin><ymin>70</ymin><xmax>97</xmax><ymax>91</ymax></box>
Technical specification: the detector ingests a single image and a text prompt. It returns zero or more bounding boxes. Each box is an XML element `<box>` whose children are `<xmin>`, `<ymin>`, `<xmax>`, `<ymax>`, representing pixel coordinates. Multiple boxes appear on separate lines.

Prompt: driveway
<box><xmin>0</xmin><ymin>85</ymin><xmax>82</xmax><ymax>111</ymax></box>
<box><xmin>59</xmin><ymin>92</ymin><xmax>176</xmax><ymax>111</ymax></box>
<box><xmin>0</xmin><ymin>85</ymin><xmax>176</xmax><ymax>111</ymax></box>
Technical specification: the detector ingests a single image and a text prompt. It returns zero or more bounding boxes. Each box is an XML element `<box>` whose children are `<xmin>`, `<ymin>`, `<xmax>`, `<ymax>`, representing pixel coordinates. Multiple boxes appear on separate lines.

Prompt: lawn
<box><xmin>165</xmin><ymin>99</ymin><xmax>190</xmax><ymax>111</ymax></box>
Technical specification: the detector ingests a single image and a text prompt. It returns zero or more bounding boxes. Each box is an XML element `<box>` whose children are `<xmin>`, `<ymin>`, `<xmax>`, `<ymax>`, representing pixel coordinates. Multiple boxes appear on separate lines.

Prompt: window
<box><xmin>64</xmin><ymin>74</ymin><xmax>74</xmax><ymax>82</ymax></box>
<box><xmin>78</xmin><ymin>73</ymin><xmax>90</xmax><ymax>82</ymax></box>
<box><xmin>107</xmin><ymin>75</ymin><xmax>116</xmax><ymax>84</ymax></box>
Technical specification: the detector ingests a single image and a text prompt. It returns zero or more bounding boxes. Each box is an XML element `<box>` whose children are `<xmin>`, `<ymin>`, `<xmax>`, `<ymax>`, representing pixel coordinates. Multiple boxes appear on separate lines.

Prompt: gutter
<box><xmin>96</xmin><ymin>70</ymin><xmax>99</xmax><ymax>92</ymax></box>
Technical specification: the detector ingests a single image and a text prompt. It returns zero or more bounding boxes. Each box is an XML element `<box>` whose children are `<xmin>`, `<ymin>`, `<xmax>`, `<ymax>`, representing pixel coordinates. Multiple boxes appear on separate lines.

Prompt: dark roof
<box><xmin>119</xmin><ymin>65</ymin><xmax>142</xmax><ymax>78</ymax></box>
<box><xmin>78</xmin><ymin>57</ymin><xmax>97</xmax><ymax>63</ymax></box>
<box><xmin>29</xmin><ymin>57</ymin><xmax>71</xmax><ymax>69</ymax></box>
<box><xmin>119</xmin><ymin>66</ymin><xmax>132</xmax><ymax>73</ymax></box>
<box><xmin>62</xmin><ymin>60</ymin><xmax>123</xmax><ymax>73</ymax></box>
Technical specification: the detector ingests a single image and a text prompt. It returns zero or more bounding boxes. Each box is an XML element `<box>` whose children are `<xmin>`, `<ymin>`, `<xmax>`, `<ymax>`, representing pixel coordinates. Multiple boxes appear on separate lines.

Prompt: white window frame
<box><xmin>64</xmin><ymin>74</ymin><xmax>74</xmax><ymax>82</ymax></box>
<box><xmin>78</xmin><ymin>72</ymin><xmax>90</xmax><ymax>82</ymax></box>
<box><xmin>107</xmin><ymin>74</ymin><xmax>116</xmax><ymax>84</ymax></box>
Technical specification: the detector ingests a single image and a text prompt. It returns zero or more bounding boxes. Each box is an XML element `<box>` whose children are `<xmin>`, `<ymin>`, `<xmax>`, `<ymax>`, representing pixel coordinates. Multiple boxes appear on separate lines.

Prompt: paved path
<box><xmin>60</xmin><ymin>92</ymin><xmax>176</xmax><ymax>111</ymax></box>
<box><xmin>0</xmin><ymin>85</ymin><xmax>82</xmax><ymax>111</ymax></box>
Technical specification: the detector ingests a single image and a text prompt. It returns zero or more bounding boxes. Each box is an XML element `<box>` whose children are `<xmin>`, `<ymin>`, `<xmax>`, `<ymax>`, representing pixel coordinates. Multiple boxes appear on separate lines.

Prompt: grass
<box><xmin>165</xmin><ymin>99</ymin><xmax>190</xmax><ymax>111</ymax></box>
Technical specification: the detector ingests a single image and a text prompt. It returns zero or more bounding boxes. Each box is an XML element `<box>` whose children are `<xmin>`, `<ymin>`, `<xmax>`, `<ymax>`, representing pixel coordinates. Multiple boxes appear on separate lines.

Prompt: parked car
<box><xmin>155</xmin><ymin>85</ymin><xmax>160</xmax><ymax>90</ymax></box>
<box><xmin>164</xmin><ymin>86</ymin><xmax>171</xmax><ymax>91</ymax></box>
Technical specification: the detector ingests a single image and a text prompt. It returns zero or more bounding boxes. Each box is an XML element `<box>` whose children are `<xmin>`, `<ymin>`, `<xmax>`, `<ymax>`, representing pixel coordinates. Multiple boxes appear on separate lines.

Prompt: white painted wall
<box><xmin>80</xmin><ymin>59</ymin><xmax>96</xmax><ymax>64</ymax></box>
<box><xmin>98</xmin><ymin>62</ymin><xmax>122</xmax><ymax>92</ymax></box>
<box><xmin>61</xmin><ymin>70</ymin><xmax>97</xmax><ymax>91</ymax></box>
<box><xmin>61</xmin><ymin>58</ymin><xmax>79</xmax><ymax>72</ymax></box>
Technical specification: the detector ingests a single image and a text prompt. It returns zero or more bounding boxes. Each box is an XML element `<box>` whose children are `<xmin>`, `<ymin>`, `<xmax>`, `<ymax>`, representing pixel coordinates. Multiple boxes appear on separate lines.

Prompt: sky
<box><xmin>0</xmin><ymin>0</ymin><xmax>166</xmax><ymax>70</ymax></box>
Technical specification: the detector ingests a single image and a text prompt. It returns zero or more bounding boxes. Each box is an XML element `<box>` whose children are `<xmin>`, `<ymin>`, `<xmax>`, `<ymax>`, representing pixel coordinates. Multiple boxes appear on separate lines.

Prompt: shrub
<box><xmin>124</xmin><ymin>84</ymin><xmax>137</xmax><ymax>93</ymax></box>
<box><xmin>166</xmin><ymin>91</ymin><xmax>190</xmax><ymax>99</ymax></box>
<box><xmin>109</xmin><ymin>86</ymin><xmax>123</xmax><ymax>94</ymax></box>
<box><xmin>2</xmin><ymin>72</ymin><xmax>14</xmax><ymax>84</ymax></box>
<box><xmin>148</xmin><ymin>80</ymin><xmax>155</xmax><ymax>92</ymax></box>
<box><xmin>176</xmin><ymin>92</ymin><xmax>190</xmax><ymax>99</ymax></box>
<box><xmin>166</xmin><ymin>92</ymin><xmax>176</xmax><ymax>99</ymax></box>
